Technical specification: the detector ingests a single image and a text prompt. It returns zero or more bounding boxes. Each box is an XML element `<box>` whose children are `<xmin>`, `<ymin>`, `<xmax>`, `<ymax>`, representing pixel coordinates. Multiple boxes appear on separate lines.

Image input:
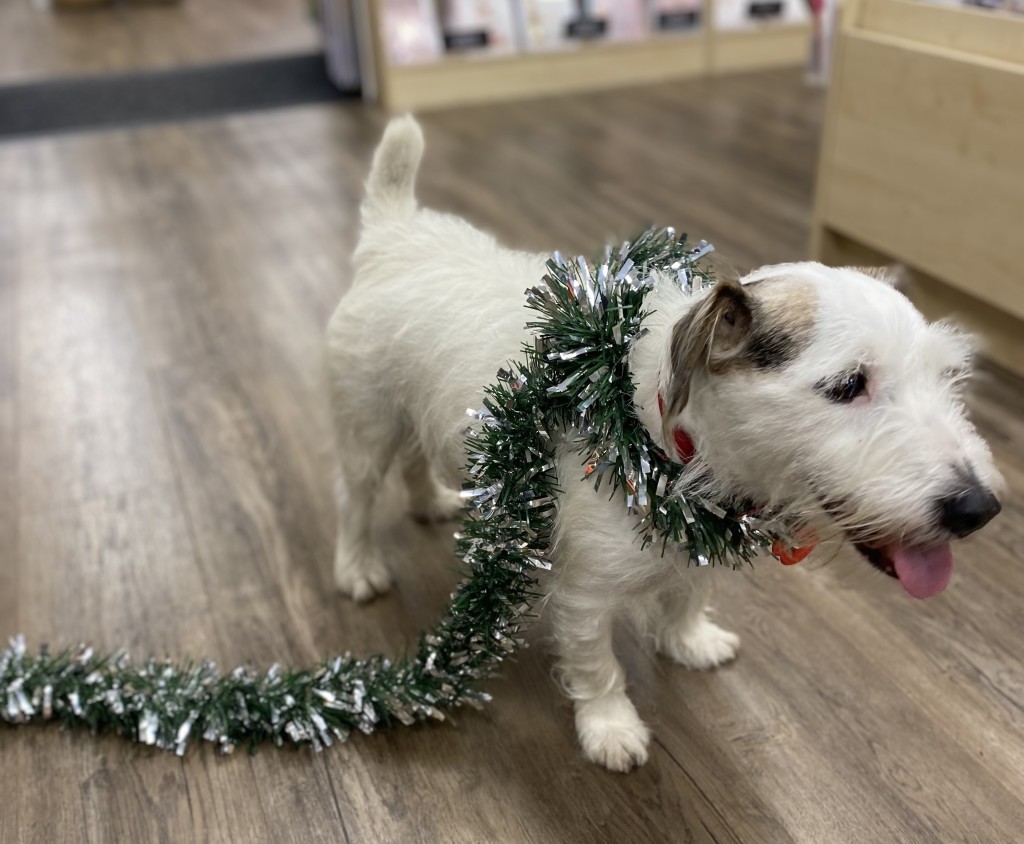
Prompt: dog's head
<box><xmin>656</xmin><ymin>263</ymin><xmax>1003</xmax><ymax>598</ymax></box>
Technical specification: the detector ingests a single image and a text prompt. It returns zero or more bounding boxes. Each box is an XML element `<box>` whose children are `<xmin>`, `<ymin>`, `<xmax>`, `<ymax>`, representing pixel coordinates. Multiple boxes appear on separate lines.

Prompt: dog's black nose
<box><xmin>938</xmin><ymin>486</ymin><xmax>1001</xmax><ymax>538</ymax></box>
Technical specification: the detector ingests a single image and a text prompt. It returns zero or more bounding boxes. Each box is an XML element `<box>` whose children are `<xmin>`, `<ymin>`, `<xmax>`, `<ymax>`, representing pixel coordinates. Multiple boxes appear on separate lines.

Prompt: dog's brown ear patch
<box><xmin>745</xmin><ymin>277</ymin><xmax>817</xmax><ymax>370</ymax></box>
<box><xmin>661</xmin><ymin>279</ymin><xmax>752</xmax><ymax>444</ymax></box>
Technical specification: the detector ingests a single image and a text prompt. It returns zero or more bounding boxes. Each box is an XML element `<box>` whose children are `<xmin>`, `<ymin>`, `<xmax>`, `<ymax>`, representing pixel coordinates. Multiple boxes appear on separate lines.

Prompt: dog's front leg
<box><xmin>551</xmin><ymin>590</ymin><xmax>651</xmax><ymax>773</ymax></box>
<box><xmin>550</xmin><ymin>451</ymin><xmax>656</xmax><ymax>772</ymax></box>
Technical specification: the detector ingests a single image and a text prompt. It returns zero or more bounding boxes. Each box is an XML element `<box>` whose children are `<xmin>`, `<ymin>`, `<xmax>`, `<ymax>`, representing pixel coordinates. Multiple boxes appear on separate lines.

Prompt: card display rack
<box><xmin>357</xmin><ymin>0</ymin><xmax>813</xmax><ymax>111</ymax></box>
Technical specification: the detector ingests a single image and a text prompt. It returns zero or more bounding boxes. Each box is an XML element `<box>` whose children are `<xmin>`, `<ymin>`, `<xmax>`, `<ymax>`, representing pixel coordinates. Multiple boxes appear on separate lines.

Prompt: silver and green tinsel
<box><xmin>1</xmin><ymin>226</ymin><xmax>780</xmax><ymax>754</ymax></box>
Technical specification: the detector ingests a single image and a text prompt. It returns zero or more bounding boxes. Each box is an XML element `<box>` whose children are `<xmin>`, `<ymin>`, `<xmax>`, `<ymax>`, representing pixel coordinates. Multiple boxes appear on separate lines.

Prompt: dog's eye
<box><xmin>823</xmin><ymin>371</ymin><xmax>867</xmax><ymax>404</ymax></box>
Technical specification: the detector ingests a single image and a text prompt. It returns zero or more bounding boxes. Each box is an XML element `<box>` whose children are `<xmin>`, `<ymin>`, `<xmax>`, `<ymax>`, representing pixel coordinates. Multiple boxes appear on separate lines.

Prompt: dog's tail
<box><xmin>363</xmin><ymin>115</ymin><xmax>424</xmax><ymax>221</ymax></box>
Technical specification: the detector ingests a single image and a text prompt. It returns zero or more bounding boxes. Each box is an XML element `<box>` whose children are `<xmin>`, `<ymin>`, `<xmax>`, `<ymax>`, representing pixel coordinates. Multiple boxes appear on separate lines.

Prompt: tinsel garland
<box><xmin>1</xmin><ymin>227</ymin><xmax>780</xmax><ymax>755</ymax></box>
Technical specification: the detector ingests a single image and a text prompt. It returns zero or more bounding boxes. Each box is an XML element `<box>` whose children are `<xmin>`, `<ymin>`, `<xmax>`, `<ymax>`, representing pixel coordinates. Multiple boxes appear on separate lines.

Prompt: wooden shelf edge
<box><xmin>710</xmin><ymin>23</ymin><xmax>811</xmax><ymax>73</ymax></box>
<box><xmin>381</xmin><ymin>36</ymin><xmax>709</xmax><ymax>112</ymax></box>
<box><xmin>712</xmin><ymin>22</ymin><xmax>812</xmax><ymax>40</ymax></box>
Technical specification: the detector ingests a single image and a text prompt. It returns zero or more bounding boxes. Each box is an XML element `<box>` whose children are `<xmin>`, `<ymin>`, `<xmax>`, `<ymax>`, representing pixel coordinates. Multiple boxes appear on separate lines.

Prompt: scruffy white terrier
<box><xmin>327</xmin><ymin>117</ymin><xmax>1003</xmax><ymax>772</ymax></box>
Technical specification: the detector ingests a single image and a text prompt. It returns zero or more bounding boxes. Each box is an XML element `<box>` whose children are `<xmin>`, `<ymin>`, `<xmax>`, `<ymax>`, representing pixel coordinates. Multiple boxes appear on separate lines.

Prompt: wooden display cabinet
<box><xmin>811</xmin><ymin>0</ymin><xmax>1024</xmax><ymax>375</ymax></box>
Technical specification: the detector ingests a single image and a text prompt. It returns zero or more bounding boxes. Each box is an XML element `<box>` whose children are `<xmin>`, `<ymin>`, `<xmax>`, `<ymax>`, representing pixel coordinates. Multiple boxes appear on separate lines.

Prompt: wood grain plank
<box><xmin>14</xmin><ymin>224</ymin><xmax>175</xmax><ymax>511</ymax></box>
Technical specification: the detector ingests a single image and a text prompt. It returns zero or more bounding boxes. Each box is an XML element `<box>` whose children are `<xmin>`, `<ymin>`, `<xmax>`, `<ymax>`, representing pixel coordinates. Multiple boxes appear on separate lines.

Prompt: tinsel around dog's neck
<box><xmin>0</xmin><ymin>227</ymin><xmax>785</xmax><ymax>756</ymax></box>
<box><xmin>512</xmin><ymin>227</ymin><xmax>778</xmax><ymax>560</ymax></box>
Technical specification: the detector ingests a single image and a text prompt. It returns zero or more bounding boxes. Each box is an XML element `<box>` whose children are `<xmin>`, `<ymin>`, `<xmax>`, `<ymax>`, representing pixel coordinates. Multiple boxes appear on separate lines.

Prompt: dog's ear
<box><xmin>661</xmin><ymin>279</ymin><xmax>752</xmax><ymax>440</ymax></box>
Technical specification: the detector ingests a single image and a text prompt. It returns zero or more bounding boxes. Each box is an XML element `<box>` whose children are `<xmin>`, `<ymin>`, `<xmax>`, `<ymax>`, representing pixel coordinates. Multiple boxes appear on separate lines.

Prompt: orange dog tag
<box><xmin>771</xmin><ymin>532</ymin><xmax>819</xmax><ymax>565</ymax></box>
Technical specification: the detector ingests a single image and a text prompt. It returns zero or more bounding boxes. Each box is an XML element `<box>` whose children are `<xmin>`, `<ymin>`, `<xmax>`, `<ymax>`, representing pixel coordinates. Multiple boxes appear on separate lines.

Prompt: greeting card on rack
<box><xmin>380</xmin><ymin>0</ymin><xmax>444</xmax><ymax>66</ymax></box>
<box><xmin>713</xmin><ymin>0</ymin><xmax>809</xmax><ymax>30</ymax></box>
<box><xmin>649</xmin><ymin>0</ymin><xmax>704</xmax><ymax>32</ymax></box>
<box><xmin>439</xmin><ymin>0</ymin><xmax>521</xmax><ymax>55</ymax></box>
<box><xmin>518</xmin><ymin>0</ymin><xmax>649</xmax><ymax>51</ymax></box>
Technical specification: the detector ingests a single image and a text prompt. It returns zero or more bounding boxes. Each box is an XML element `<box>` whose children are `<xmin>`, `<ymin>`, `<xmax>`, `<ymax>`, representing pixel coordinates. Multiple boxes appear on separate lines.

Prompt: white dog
<box><xmin>326</xmin><ymin>117</ymin><xmax>1003</xmax><ymax>772</ymax></box>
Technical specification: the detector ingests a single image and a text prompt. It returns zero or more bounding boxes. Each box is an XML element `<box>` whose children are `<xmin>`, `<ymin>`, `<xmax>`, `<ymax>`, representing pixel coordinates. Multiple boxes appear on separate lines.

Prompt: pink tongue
<box><xmin>891</xmin><ymin>544</ymin><xmax>953</xmax><ymax>599</ymax></box>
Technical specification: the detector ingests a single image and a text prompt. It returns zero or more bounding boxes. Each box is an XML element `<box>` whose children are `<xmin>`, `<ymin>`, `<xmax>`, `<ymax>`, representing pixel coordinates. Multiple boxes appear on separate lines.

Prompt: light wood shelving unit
<box><xmin>810</xmin><ymin>0</ymin><xmax>1024</xmax><ymax>376</ymax></box>
<box><xmin>361</xmin><ymin>1</ymin><xmax>811</xmax><ymax>112</ymax></box>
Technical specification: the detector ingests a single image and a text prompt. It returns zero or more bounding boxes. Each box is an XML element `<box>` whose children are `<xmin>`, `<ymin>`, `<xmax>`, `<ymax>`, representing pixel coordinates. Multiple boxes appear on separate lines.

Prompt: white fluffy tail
<box><xmin>363</xmin><ymin>115</ymin><xmax>424</xmax><ymax>220</ymax></box>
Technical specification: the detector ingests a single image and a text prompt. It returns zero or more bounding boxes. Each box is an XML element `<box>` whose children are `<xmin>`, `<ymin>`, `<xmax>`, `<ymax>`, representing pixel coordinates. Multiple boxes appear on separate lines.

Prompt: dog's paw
<box><xmin>410</xmin><ymin>487</ymin><xmax>465</xmax><ymax>525</ymax></box>
<box><xmin>575</xmin><ymin>696</ymin><xmax>651</xmax><ymax>773</ymax></box>
<box><xmin>336</xmin><ymin>565</ymin><xmax>392</xmax><ymax>602</ymax></box>
<box><xmin>660</xmin><ymin>616</ymin><xmax>740</xmax><ymax>670</ymax></box>
<box><xmin>334</xmin><ymin>550</ymin><xmax>392</xmax><ymax>602</ymax></box>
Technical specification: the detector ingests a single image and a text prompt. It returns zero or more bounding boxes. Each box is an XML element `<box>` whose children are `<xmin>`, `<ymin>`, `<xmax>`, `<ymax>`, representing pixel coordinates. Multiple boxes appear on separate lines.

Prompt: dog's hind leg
<box><xmin>655</xmin><ymin>575</ymin><xmax>740</xmax><ymax>670</ymax></box>
<box><xmin>328</xmin><ymin>371</ymin><xmax>400</xmax><ymax>602</ymax></box>
<box><xmin>332</xmin><ymin>464</ymin><xmax>395</xmax><ymax>602</ymax></box>
<box><xmin>402</xmin><ymin>446</ymin><xmax>464</xmax><ymax>524</ymax></box>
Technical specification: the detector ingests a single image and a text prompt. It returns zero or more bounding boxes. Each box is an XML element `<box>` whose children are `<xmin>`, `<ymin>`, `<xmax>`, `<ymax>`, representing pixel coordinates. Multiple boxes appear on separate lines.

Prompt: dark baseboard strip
<box><xmin>0</xmin><ymin>53</ymin><xmax>359</xmax><ymax>140</ymax></box>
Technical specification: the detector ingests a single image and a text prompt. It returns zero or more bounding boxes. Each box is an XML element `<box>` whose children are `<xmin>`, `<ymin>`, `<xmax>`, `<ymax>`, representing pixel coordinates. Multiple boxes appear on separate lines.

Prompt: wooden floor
<box><xmin>0</xmin><ymin>0</ymin><xmax>319</xmax><ymax>84</ymax></box>
<box><xmin>1</xmin><ymin>71</ymin><xmax>1023</xmax><ymax>843</ymax></box>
